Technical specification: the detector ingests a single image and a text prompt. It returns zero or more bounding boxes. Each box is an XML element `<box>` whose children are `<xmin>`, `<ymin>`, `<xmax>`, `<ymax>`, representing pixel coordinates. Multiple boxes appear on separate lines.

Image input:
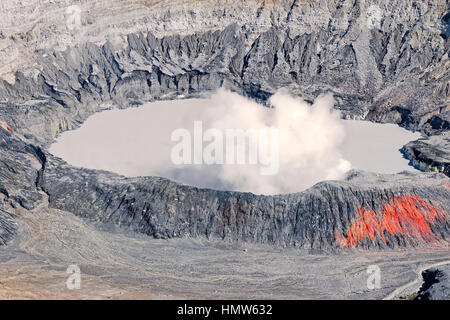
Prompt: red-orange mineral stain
<box><xmin>1</xmin><ymin>121</ymin><xmax>13</xmax><ymax>134</ymax></box>
<box><xmin>337</xmin><ymin>195</ymin><xmax>446</xmax><ymax>248</ymax></box>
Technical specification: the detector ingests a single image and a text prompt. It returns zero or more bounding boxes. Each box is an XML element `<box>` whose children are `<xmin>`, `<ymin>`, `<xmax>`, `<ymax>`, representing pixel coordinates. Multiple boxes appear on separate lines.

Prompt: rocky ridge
<box><xmin>414</xmin><ymin>266</ymin><xmax>450</xmax><ymax>300</ymax></box>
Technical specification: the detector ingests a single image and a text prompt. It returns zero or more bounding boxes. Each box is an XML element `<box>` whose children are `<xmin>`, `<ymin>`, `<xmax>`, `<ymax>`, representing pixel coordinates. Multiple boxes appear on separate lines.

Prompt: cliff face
<box><xmin>1</xmin><ymin>1</ymin><xmax>449</xmax><ymax>140</ymax></box>
<box><xmin>1</xmin><ymin>124</ymin><xmax>449</xmax><ymax>250</ymax></box>
<box><xmin>41</xmin><ymin>153</ymin><xmax>450</xmax><ymax>250</ymax></box>
<box><xmin>0</xmin><ymin>0</ymin><xmax>449</xmax><ymax>249</ymax></box>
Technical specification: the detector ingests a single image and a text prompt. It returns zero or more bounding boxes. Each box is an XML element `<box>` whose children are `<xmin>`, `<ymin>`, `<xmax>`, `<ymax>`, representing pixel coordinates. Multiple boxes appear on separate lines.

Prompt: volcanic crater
<box><xmin>0</xmin><ymin>0</ymin><xmax>449</xmax><ymax>299</ymax></box>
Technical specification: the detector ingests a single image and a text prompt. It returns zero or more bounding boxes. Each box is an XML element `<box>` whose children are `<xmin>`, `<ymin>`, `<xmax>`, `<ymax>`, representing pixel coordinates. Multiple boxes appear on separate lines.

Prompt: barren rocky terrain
<box><xmin>0</xmin><ymin>0</ymin><xmax>449</xmax><ymax>299</ymax></box>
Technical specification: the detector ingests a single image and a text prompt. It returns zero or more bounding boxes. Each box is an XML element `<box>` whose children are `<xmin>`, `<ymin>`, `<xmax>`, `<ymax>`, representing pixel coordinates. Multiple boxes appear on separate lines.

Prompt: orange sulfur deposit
<box><xmin>337</xmin><ymin>194</ymin><xmax>446</xmax><ymax>248</ymax></box>
<box><xmin>1</xmin><ymin>121</ymin><xmax>14</xmax><ymax>134</ymax></box>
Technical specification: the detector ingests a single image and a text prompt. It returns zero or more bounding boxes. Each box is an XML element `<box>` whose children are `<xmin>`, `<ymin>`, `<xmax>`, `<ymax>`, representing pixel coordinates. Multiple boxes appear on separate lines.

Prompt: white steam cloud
<box><xmin>50</xmin><ymin>89</ymin><xmax>352</xmax><ymax>195</ymax></box>
<box><xmin>192</xmin><ymin>89</ymin><xmax>351</xmax><ymax>194</ymax></box>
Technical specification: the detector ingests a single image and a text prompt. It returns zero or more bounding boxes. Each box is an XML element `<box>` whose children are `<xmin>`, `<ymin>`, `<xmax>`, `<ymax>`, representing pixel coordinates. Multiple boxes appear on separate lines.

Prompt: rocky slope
<box><xmin>1</xmin><ymin>1</ymin><xmax>449</xmax><ymax>134</ymax></box>
<box><xmin>1</xmin><ymin>125</ymin><xmax>449</xmax><ymax>250</ymax></box>
<box><xmin>42</xmin><ymin>154</ymin><xmax>450</xmax><ymax>249</ymax></box>
<box><xmin>402</xmin><ymin>132</ymin><xmax>450</xmax><ymax>176</ymax></box>
<box><xmin>0</xmin><ymin>0</ymin><xmax>449</xmax><ymax>251</ymax></box>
